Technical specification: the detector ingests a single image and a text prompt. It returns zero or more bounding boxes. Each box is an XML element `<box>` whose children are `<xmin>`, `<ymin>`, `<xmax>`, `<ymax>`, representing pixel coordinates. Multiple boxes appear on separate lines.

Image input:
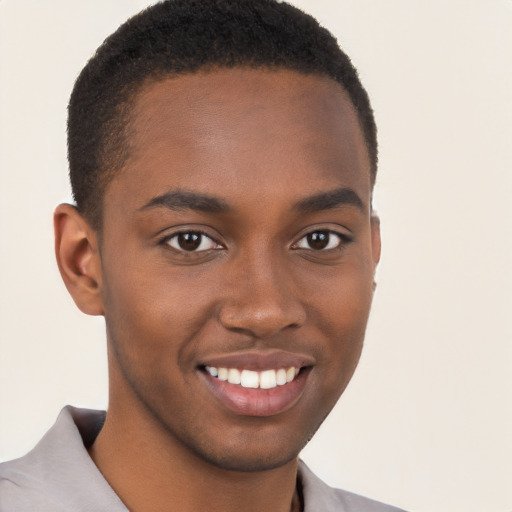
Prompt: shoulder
<box><xmin>328</xmin><ymin>488</ymin><xmax>408</xmax><ymax>512</ymax></box>
<box><xmin>299</xmin><ymin>460</ymin><xmax>408</xmax><ymax>512</ymax></box>
<box><xmin>0</xmin><ymin>406</ymin><xmax>124</xmax><ymax>512</ymax></box>
<box><xmin>0</xmin><ymin>446</ymin><xmax>63</xmax><ymax>511</ymax></box>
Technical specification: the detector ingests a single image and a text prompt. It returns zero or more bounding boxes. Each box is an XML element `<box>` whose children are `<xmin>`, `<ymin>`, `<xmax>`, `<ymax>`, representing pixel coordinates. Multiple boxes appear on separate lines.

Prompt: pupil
<box><xmin>178</xmin><ymin>232</ymin><xmax>201</xmax><ymax>251</ymax></box>
<box><xmin>307</xmin><ymin>231</ymin><xmax>329</xmax><ymax>250</ymax></box>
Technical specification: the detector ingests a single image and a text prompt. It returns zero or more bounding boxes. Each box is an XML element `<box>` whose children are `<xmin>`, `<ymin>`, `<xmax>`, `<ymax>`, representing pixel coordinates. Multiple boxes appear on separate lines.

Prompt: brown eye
<box><xmin>166</xmin><ymin>231</ymin><xmax>220</xmax><ymax>252</ymax></box>
<box><xmin>307</xmin><ymin>231</ymin><xmax>330</xmax><ymax>250</ymax></box>
<box><xmin>294</xmin><ymin>230</ymin><xmax>344</xmax><ymax>251</ymax></box>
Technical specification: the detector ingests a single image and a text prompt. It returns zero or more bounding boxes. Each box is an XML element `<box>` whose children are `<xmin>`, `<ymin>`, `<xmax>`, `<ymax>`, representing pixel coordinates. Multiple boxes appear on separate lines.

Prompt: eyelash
<box><xmin>160</xmin><ymin>229</ymin><xmax>351</xmax><ymax>253</ymax></box>
<box><xmin>292</xmin><ymin>230</ymin><xmax>352</xmax><ymax>252</ymax></box>
<box><xmin>161</xmin><ymin>230</ymin><xmax>223</xmax><ymax>253</ymax></box>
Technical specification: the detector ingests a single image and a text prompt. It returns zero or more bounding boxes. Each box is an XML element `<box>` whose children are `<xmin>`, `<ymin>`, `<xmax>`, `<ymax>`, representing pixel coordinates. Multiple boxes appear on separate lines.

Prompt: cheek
<box><xmin>304</xmin><ymin>255</ymin><xmax>375</xmax><ymax>332</ymax></box>
<box><xmin>101</xmin><ymin>259</ymin><xmax>220</xmax><ymax>371</ymax></box>
<box><xmin>304</xmin><ymin>262</ymin><xmax>374</xmax><ymax>389</ymax></box>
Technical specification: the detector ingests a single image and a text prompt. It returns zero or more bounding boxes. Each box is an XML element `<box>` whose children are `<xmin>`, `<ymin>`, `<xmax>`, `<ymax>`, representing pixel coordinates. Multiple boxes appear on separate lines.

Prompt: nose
<box><xmin>218</xmin><ymin>252</ymin><xmax>306</xmax><ymax>339</ymax></box>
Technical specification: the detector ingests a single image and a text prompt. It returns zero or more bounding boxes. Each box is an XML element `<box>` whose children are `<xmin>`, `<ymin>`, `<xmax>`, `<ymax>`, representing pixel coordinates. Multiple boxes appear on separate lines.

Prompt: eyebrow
<box><xmin>294</xmin><ymin>187</ymin><xmax>365</xmax><ymax>213</ymax></box>
<box><xmin>138</xmin><ymin>187</ymin><xmax>365</xmax><ymax>215</ymax></box>
<box><xmin>139</xmin><ymin>190</ymin><xmax>231</xmax><ymax>213</ymax></box>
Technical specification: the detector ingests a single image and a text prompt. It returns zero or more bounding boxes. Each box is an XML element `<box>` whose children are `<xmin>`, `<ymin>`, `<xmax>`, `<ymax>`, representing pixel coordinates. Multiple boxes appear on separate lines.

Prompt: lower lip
<box><xmin>200</xmin><ymin>368</ymin><xmax>310</xmax><ymax>417</ymax></box>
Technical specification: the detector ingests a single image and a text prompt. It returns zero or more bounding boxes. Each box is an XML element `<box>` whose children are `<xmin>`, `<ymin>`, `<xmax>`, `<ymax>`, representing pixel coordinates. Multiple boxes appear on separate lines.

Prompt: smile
<box><xmin>204</xmin><ymin>366</ymin><xmax>300</xmax><ymax>389</ymax></box>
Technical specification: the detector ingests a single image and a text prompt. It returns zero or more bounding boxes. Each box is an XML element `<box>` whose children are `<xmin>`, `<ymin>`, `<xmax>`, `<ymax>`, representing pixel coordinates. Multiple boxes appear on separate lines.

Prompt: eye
<box><xmin>165</xmin><ymin>231</ymin><xmax>221</xmax><ymax>252</ymax></box>
<box><xmin>293</xmin><ymin>230</ymin><xmax>346</xmax><ymax>251</ymax></box>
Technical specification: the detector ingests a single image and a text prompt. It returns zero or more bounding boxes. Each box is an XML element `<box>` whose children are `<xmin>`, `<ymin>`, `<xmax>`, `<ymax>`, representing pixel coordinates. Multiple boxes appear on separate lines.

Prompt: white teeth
<box><xmin>206</xmin><ymin>366</ymin><xmax>218</xmax><ymax>377</ymax></box>
<box><xmin>205</xmin><ymin>365</ymin><xmax>301</xmax><ymax>389</ymax></box>
<box><xmin>276</xmin><ymin>368</ymin><xmax>287</xmax><ymax>386</ymax></box>
<box><xmin>259</xmin><ymin>369</ymin><xmax>277</xmax><ymax>389</ymax></box>
<box><xmin>227</xmin><ymin>368</ymin><xmax>241</xmax><ymax>385</ymax></box>
<box><xmin>217</xmin><ymin>367</ymin><xmax>228</xmax><ymax>381</ymax></box>
<box><xmin>240</xmin><ymin>370</ymin><xmax>259</xmax><ymax>388</ymax></box>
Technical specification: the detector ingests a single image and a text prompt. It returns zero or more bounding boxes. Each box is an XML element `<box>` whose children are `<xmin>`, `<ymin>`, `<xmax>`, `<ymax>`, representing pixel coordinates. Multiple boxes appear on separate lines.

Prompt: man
<box><xmin>0</xmin><ymin>1</ymin><xmax>405</xmax><ymax>510</ymax></box>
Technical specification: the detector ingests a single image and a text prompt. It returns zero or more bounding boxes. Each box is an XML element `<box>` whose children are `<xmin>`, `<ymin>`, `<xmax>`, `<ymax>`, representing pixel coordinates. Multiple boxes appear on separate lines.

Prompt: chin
<box><xmin>171</xmin><ymin>417</ymin><xmax>320</xmax><ymax>474</ymax></box>
<box><xmin>187</xmin><ymin>443</ymin><xmax>301</xmax><ymax>473</ymax></box>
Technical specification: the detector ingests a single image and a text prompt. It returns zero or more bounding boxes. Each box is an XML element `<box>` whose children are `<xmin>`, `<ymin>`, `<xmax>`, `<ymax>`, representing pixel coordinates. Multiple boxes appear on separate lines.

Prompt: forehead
<box><xmin>109</xmin><ymin>68</ymin><xmax>371</xmax><ymax>213</ymax></box>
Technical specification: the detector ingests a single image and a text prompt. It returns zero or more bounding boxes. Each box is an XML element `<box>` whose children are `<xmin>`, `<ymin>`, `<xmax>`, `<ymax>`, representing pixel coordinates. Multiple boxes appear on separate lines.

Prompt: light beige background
<box><xmin>0</xmin><ymin>1</ymin><xmax>511</xmax><ymax>511</ymax></box>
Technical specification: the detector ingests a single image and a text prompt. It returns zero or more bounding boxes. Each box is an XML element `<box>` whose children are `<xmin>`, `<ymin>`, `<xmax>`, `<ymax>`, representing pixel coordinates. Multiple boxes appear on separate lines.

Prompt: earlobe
<box><xmin>54</xmin><ymin>204</ymin><xmax>104</xmax><ymax>316</ymax></box>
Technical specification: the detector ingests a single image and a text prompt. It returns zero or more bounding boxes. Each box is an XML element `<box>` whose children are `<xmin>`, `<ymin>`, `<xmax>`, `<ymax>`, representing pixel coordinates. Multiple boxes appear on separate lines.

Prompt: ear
<box><xmin>54</xmin><ymin>204</ymin><xmax>104</xmax><ymax>316</ymax></box>
<box><xmin>370</xmin><ymin>213</ymin><xmax>382</xmax><ymax>267</ymax></box>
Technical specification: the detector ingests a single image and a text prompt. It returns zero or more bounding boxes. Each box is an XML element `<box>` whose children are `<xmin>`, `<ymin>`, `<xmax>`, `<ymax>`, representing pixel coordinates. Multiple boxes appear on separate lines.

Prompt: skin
<box><xmin>54</xmin><ymin>68</ymin><xmax>381</xmax><ymax>512</ymax></box>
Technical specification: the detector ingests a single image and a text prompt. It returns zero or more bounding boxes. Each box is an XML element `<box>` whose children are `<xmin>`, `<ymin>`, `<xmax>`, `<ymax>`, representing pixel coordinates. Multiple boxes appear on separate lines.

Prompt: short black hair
<box><xmin>68</xmin><ymin>0</ymin><xmax>377</xmax><ymax>229</ymax></box>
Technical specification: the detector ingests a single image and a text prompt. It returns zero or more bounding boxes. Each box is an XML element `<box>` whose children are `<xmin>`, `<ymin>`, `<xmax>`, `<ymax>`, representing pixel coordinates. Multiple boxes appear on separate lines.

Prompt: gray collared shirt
<box><xmin>0</xmin><ymin>406</ymin><xmax>406</xmax><ymax>511</ymax></box>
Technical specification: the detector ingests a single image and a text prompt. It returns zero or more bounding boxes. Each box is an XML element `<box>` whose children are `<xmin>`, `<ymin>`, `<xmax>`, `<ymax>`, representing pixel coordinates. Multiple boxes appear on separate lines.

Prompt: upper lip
<box><xmin>198</xmin><ymin>349</ymin><xmax>315</xmax><ymax>371</ymax></box>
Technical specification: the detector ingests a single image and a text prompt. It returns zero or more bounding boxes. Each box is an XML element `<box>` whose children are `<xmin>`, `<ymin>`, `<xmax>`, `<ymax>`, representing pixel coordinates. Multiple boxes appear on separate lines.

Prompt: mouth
<box><xmin>197</xmin><ymin>352</ymin><xmax>313</xmax><ymax>417</ymax></box>
<box><xmin>203</xmin><ymin>365</ymin><xmax>300</xmax><ymax>389</ymax></box>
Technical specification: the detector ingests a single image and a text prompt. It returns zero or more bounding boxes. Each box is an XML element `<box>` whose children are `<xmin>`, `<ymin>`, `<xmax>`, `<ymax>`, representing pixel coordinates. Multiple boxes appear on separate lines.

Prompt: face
<box><xmin>98</xmin><ymin>68</ymin><xmax>380</xmax><ymax>472</ymax></box>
